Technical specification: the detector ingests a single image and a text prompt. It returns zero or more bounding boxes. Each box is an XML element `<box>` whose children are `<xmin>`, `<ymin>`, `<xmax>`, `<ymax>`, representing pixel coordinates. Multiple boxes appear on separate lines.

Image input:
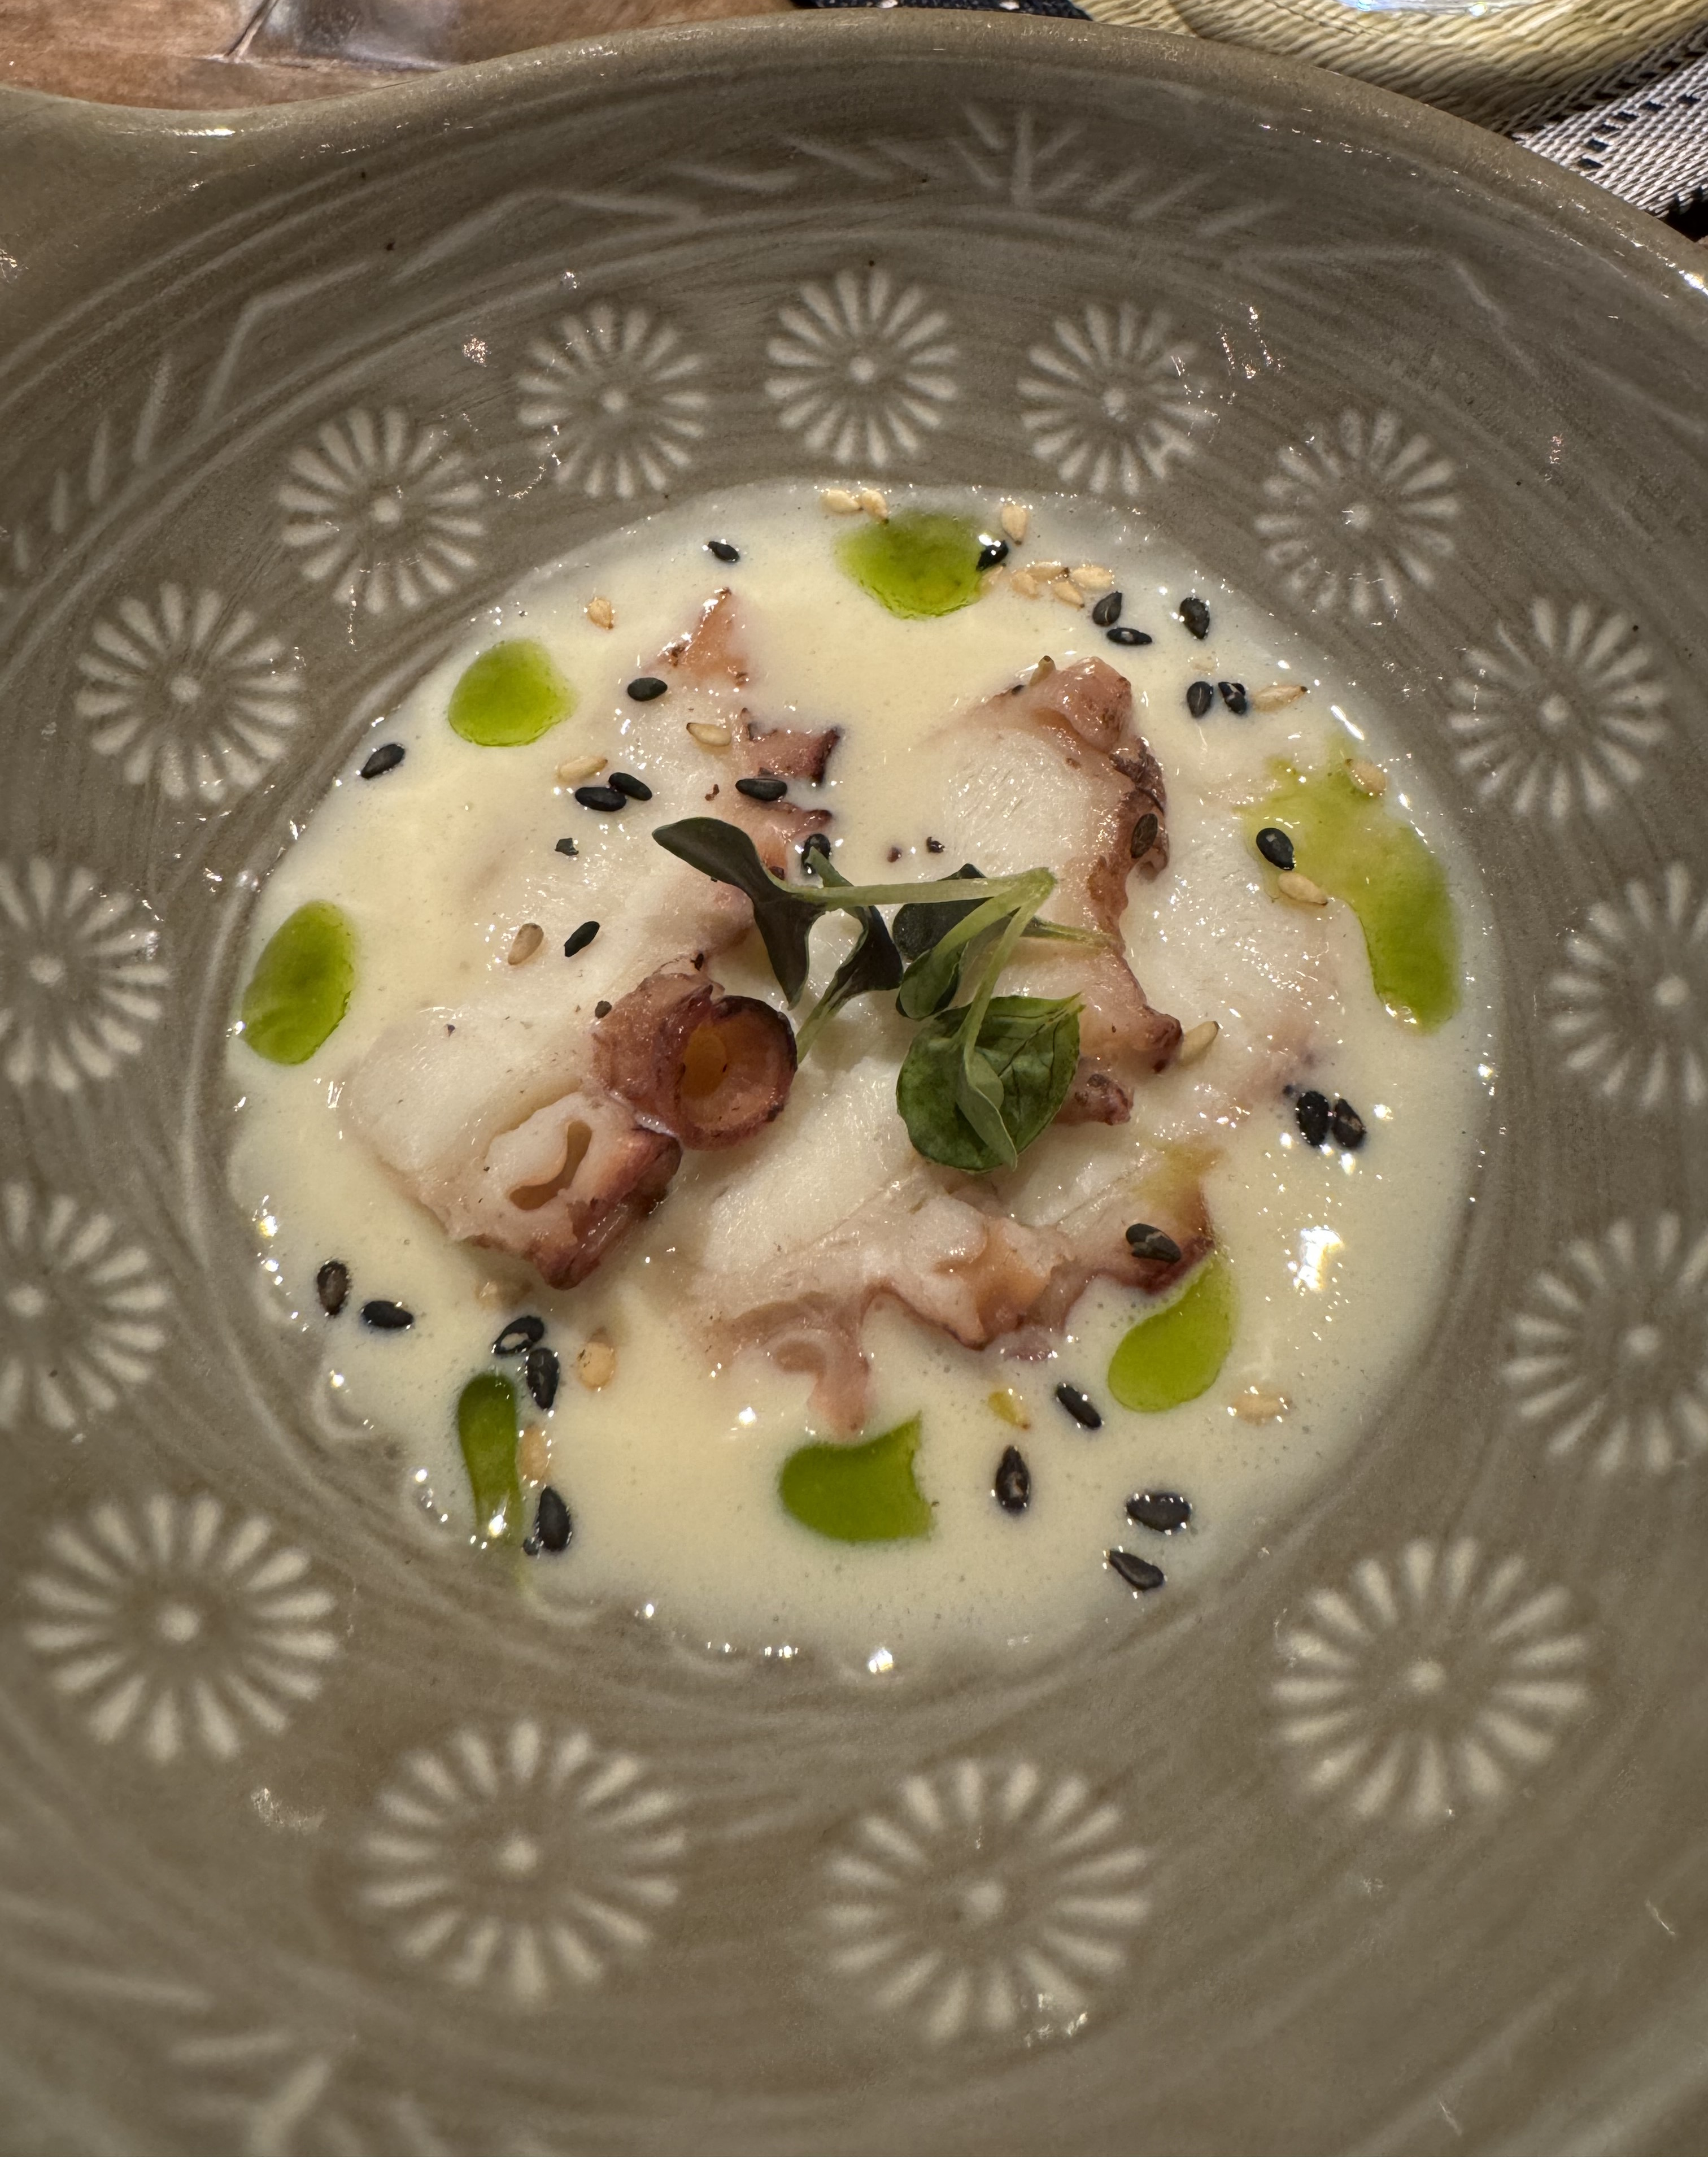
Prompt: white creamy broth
<box><xmin>228</xmin><ymin>481</ymin><xmax>1494</xmax><ymax>1666</ymax></box>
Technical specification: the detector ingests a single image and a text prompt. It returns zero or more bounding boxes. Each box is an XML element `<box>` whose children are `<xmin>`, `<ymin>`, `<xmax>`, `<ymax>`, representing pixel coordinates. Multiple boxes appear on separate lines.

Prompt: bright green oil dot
<box><xmin>448</xmin><ymin>638</ymin><xmax>575</xmax><ymax>746</ymax></box>
<box><xmin>836</xmin><ymin>511</ymin><xmax>984</xmax><ymax>620</ymax></box>
<box><xmin>238</xmin><ymin>901</ymin><xmax>355</xmax><ymax>1066</ymax></box>
<box><xmin>778</xmin><ymin>1415</ymin><xmax>933</xmax><ymax>1543</ymax></box>
<box><xmin>1108</xmin><ymin>1256</ymin><xmax>1237</xmax><ymax>1414</ymax></box>
<box><xmin>457</xmin><ymin>1372</ymin><xmax>523</xmax><ymax>1544</ymax></box>
<box><xmin>1243</xmin><ymin>760</ymin><xmax>1460</xmax><ymax>1030</ymax></box>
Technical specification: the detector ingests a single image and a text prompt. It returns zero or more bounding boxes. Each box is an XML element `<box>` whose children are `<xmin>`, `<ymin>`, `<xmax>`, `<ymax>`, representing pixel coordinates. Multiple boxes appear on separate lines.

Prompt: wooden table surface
<box><xmin>0</xmin><ymin>0</ymin><xmax>794</xmax><ymax>108</ymax></box>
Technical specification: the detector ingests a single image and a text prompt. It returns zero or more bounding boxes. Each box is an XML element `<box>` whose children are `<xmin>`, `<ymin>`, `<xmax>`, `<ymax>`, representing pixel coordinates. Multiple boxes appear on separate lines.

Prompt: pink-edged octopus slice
<box><xmin>345</xmin><ymin>590</ymin><xmax>830</xmax><ymax>1288</ymax></box>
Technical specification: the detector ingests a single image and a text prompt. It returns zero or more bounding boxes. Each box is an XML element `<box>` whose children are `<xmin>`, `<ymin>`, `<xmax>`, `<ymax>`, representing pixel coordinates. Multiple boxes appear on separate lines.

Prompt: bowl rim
<box><xmin>1</xmin><ymin>12</ymin><xmax>1705</xmax><ymax>311</ymax></box>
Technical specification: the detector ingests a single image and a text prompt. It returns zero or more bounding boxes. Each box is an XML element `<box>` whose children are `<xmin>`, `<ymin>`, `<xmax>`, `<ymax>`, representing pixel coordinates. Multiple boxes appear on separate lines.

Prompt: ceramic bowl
<box><xmin>2</xmin><ymin>19</ymin><xmax>1706</xmax><ymax>2152</ymax></box>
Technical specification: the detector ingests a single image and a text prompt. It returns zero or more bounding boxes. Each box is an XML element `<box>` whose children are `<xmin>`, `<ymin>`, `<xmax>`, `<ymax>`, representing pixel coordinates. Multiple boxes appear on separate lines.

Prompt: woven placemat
<box><xmin>1082</xmin><ymin>0</ymin><xmax>1708</xmax><ymax>133</ymax></box>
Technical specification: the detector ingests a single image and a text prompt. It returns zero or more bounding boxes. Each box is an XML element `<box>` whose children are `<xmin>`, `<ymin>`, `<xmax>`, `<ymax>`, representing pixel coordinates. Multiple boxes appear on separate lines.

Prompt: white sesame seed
<box><xmin>979</xmin><ymin>566</ymin><xmax>1007</xmax><ymax>595</ymax></box>
<box><xmin>1250</xmin><ymin>682</ymin><xmax>1307</xmax><ymax>711</ymax></box>
<box><xmin>585</xmin><ymin>595</ymin><xmax>615</xmax><ymax>630</ymax></box>
<box><xmin>1050</xmin><ymin>577</ymin><xmax>1085</xmax><ymax>608</ymax></box>
<box><xmin>1276</xmin><ymin>870</ymin><xmax>1329</xmax><ymax>907</ymax></box>
<box><xmin>507</xmin><ymin>922</ymin><xmax>544</xmax><ymax>966</ymax></box>
<box><xmin>474</xmin><ymin>1278</ymin><xmax>506</xmax><ymax>1308</ymax></box>
<box><xmin>820</xmin><ymin>487</ymin><xmax>862</xmax><ymax>515</ymax></box>
<box><xmin>988</xmin><ymin>1387</ymin><xmax>1031</xmax><ymax>1429</ymax></box>
<box><xmin>999</xmin><ymin>501</ymin><xmax>1030</xmax><ymax>543</ymax></box>
<box><xmin>1070</xmin><ymin>563</ymin><xmax>1115</xmax><ymax>594</ymax></box>
<box><xmin>556</xmin><ymin>751</ymin><xmax>607</xmax><ymax>784</ymax></box>
<box><xmin>687</xmin><ymin>720</ymin><xmax>731</xmax><ymax>749</ymax></box>
<box><xmin>577</xmin><ymin>1339</ymin><xmax>617</xmax><ymax>1390</ymax></box>
<box><xmin>1177</xmin><ymin>1019</ymin><xmax>1220</xmax><ymax>1066</ymax></box>
<box><xmin>1027</xmin><ymin>560</ymin><xmax>1068</xmax><ymax>581</ymax></box>
<box><xmin>518</xmin><ymin>1423</ymin><xmax>552</xmax><ymax>1483</ymax></box>
<box><xmin>857</xmin><ymin>487</ymin><xmax>890</xmax><ymax>521</ymax></box>
<box><xmin>1347</xmin><ymin>757</ymin><xmax>1388</xmax><ymax>796</ymax></box>
<box><xmin>1028</xmin><ymin>654</ymin><xmax>1056</xmax><ymax>684</ymax></box>
<box><xmin>1009</xmin><ymin>569</ymin><xmax>1042</xmax><ymax>599</ymax></box>
<box><xmin>1232</xmin><ymin>1387</ymin><xmax>1289</xmax><ymax>1423</ymax></box>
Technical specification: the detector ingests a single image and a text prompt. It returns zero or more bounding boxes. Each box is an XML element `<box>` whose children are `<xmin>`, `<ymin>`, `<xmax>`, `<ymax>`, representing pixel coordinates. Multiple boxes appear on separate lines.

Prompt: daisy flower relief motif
<box><xmin>1504</xmin><ymin>1214</ymin><xmax>1708</xmax><ymax>1473</ymax></box>
<box><xmin>278</xmin><ymin>406</ymin><xmax>486</xmax><ymax>615</ymax></box>
<box><xmin>0</xmin><ymin>858</ymin><xmax>167</xmax><ymax>1091</ymax></box>
<box><xmin>21</xmin><ymin>1493</ymin><xmax>339</xmax><ymax>1763</ymax></box>
<box><xmin>1018</xmin><ymin>303</ymin><xmax>1202</xmax><ymax>498</ymax></box>
<box><xmin>1271</xmin><ymin>1539</ymin><xmax>1592</xmax><ymax>1828</ymax></box>
<box><xmin>358</xmin><ymin>1720</ymin><xmax>684</xmax><ymax>2006</ymax></box>
<box><xmin>516</xmin><ymin>304</ymin><xmax>709</xmax><ymax>498</ymax></box>
<box><xmin>1545</xmin><ymin>863</ymin><xmax>1708</xmax><ymax>1111</ymax></box>
<box><xmin>1446</xmin><ymin>599</ymin><xmax>1668</xmax><ymax>820</ymax></box>
<box><xmin>765</xmin><ymin>267</ymin><xmax>957</xmax><ymax>468</ymax></box>
<box><xmin>1253</xmin><ymin>408</ymin><xmax>1459</xmax><ymax>620</ymax></box>
<box><xmin>818</xmin><ymin>1759</ymin><xmax>1149</xmax><ymax>2045</ymax></box>
<box><xmin>72</xmin><ymin>584</ymin><xmax>302</xmax><ymax>804</ymax></box>
<box><xmin>0</xmin><ymin>1183</ymin><xmax>168</xmax><ymax>1432</ymax></box>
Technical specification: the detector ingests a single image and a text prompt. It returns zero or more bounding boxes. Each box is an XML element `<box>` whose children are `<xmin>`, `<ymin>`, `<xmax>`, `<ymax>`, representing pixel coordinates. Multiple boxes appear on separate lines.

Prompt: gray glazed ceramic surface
<box><xmin>1</xmin><ymin>18</ymin><xmax>1706</xmax><ymax>2153</ymax></box>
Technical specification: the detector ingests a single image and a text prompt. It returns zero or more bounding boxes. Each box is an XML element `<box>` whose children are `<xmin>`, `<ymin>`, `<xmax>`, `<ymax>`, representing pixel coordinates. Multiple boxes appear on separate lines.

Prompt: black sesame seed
<box><xmin>801</xmin><ymin>832</ymin><xmax>832</xmax><ymax>865</ymax></box>
<box><xmin>361</xmin><ymin>1299</ymin><xmax>413</xmax><ymax>1330</ymax></box>
<box><xmin>1125</xmin><ymin>1223</ymin><xmax>1183</xmax><ymax>1266</ymax></box>
<box><xmin>1186</xmin><ymin>680</ymin><xmax>1215</xmax><ymax>719</ymax></box>
<box><xmin>573</xmin><ymin>784</ymin><xmax>626</xmax><ymax>811</ymax></box>
<box><xmin>1330</xmin><ymin>1098</ymin><xmax>1368</xmax><ymax>1151</ymax></box>
<box><xmin>315</xmin><ymin>1259</ymin><xmax>350</xmax><ymax>1317</ymax></box>
<box><xmin>1179</xmin><ymin>595</ymin><xmax>1212</xmax><ymax>640</ymax></box>
<box><xmin>1295</xmin><ymin>1089</ymin><xmax>1333</xmax><ymax>1148</ymax></box>
<box><xmin>525</xmin><ymin>1343</ymin><xmax>561</xmax><ymax>1412</ymax></box>
<box><xmin>1255</xmin><ymin>827</ymin><xmax>1295</xmax><ymax>872</ymax></box>
<box><xmin>1091</xmin><ymin>590</ymin><xmax>1123</xmax><ymax>628</ymax></box>
<box><xmin>977</xmin><ymin>540</ymin><xmax>1009</xmax><ymax>571</ymax></box>
<box><xmin>1218</xmin><ymin>681</ymin><xmax>1249</xmax><ymax>716</ymax></box>
<box><xmin>1108</xmin><ymin>1547</ymin><xmax>1166</xmax><ymax>1593</ymax></box>
<box><xmin>627</xmin><ymin>677</ymin><xmax>668</xmax><ymax>702</ymax></box>
<box><xmin>735</xmin><ymin>775</ymin><xmax>787</xmax><ymax>802</ymax></box>
<box><xmin>926</xmin><ymin>837</ymin><xmax>945</xmax><ymax>855</ymax></box>
<box><xmin>994</xmin><ymin>1445</ymin><xmax>1031</xmax><ymax>1514</ymax></box>
<box><xmin>493</xmin><ymin>1316</ymin><xmax>546</xmax><ymax>1355</ymax></box>
<box><xmin>359</xmin><ymin>742</ymin><xmax>406</xmax><ymax>780</ymax></box>
<box><xmin>1126</xmin><ymin>1490</ymin><xmax>1192</xmax><ymax>1534</ymax></box>
<box><xmin>554</xmin><ymin>836</ymin><xmax>578</xmax><ymax>858</ymax></box>
<box><xmin>563</xmin><ymin>920</ymin><xmax>600</xmax><ymax>959</ymax></box>
<box><xmin>707</xmin><ymin>539</ymin><xmax>740</xmax><ymax>563</ymax></box>
<box><xmin>1130</xmin><ymin>811</ymin><xmax>1160</xmax><ymax>861</ymax></box>
<box><xmin>1105</xmin><ymin>625</ymin><xmax>1152</xmax><ymax>648</ymax></box>
<box><xmin>609</xmin><ymin>771</ymin><xmax>652</xmax><ymax>801</ymax></box>
<box><xmin>594</xmin><ymin>999</ymin><xmax>613</xmax><ymax>1019</ymax></box>
<box><xmin>534</xmin><ymin>1485</ymin><xmax>573</xmax><ymax>1553</ymax></box>
<box><xmin>1055</xmin><ymin>1382</ymin><xmax>1102</xmax><ymax>1430</ymax></box>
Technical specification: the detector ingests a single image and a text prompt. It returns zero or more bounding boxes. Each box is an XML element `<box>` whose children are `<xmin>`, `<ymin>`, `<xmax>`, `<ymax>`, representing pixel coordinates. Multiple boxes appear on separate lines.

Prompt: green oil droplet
<box><xmin>238</xmin><ymin>901</ymin><xmax>355</xmax><ymax>1066</ymax></box>
<box><xmin>1244</xmin><ymin>760</ymin><xmax>1460</xmax><ymax>1029</ymax></box>
<box><xmin>448</xmin><ymin>638</ymin><xmax>575</xmax><ymax>747</ymax></box>
<box><xmin>836</xmin><ymin>512</ymin><xmax>984</xmax><ymax>620</ymax></box>
<box><xmin>779</xmin><ymin>1415</ymin><xmax>933</xmax><ymax>1543</ymax></box>
<box><xmin>457</xmin><ymin>1372</ymin><xmax>523</xmax><ymax>1543</ymax></box>
<box><xmin>1108</xmin><ymin>1256</ymin><xmax>1237</xmax><ymax>1414</ymax></box>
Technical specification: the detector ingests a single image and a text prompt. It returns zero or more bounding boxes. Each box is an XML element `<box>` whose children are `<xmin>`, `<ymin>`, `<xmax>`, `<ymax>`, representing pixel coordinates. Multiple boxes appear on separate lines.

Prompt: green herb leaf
<box><xmin>778</xmin><ymin>1415</ymin><xmax>933</xmax><ymax>1542</ymax></box>
<box><xmin>239</xmin><ymin>901</ymin><xmax>356</xmax><ymax>1066</ymax></box>
<box><xmin>457</xmin><ymin>1372</ymin><xmax>523</xmax><ymax>1543</ymax></box>
<box><xmin>892</xmin><ymin>865</ymin><xmax>984</xmax><ymax>962</ymax></box>
<box><xmin>897</xmin><ymin>994</ymin><xmax>1081</xmax><ymax>1171</ymax></box>
<box><xmin>652</xmin><ymin>817</ymin><xmax>821</xmax><ymax>1003</ymax></box>
<box><xmin>795</xmin><ymin>856</ymin><xmax>904</xmax><ymax>1059</ymax></box>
